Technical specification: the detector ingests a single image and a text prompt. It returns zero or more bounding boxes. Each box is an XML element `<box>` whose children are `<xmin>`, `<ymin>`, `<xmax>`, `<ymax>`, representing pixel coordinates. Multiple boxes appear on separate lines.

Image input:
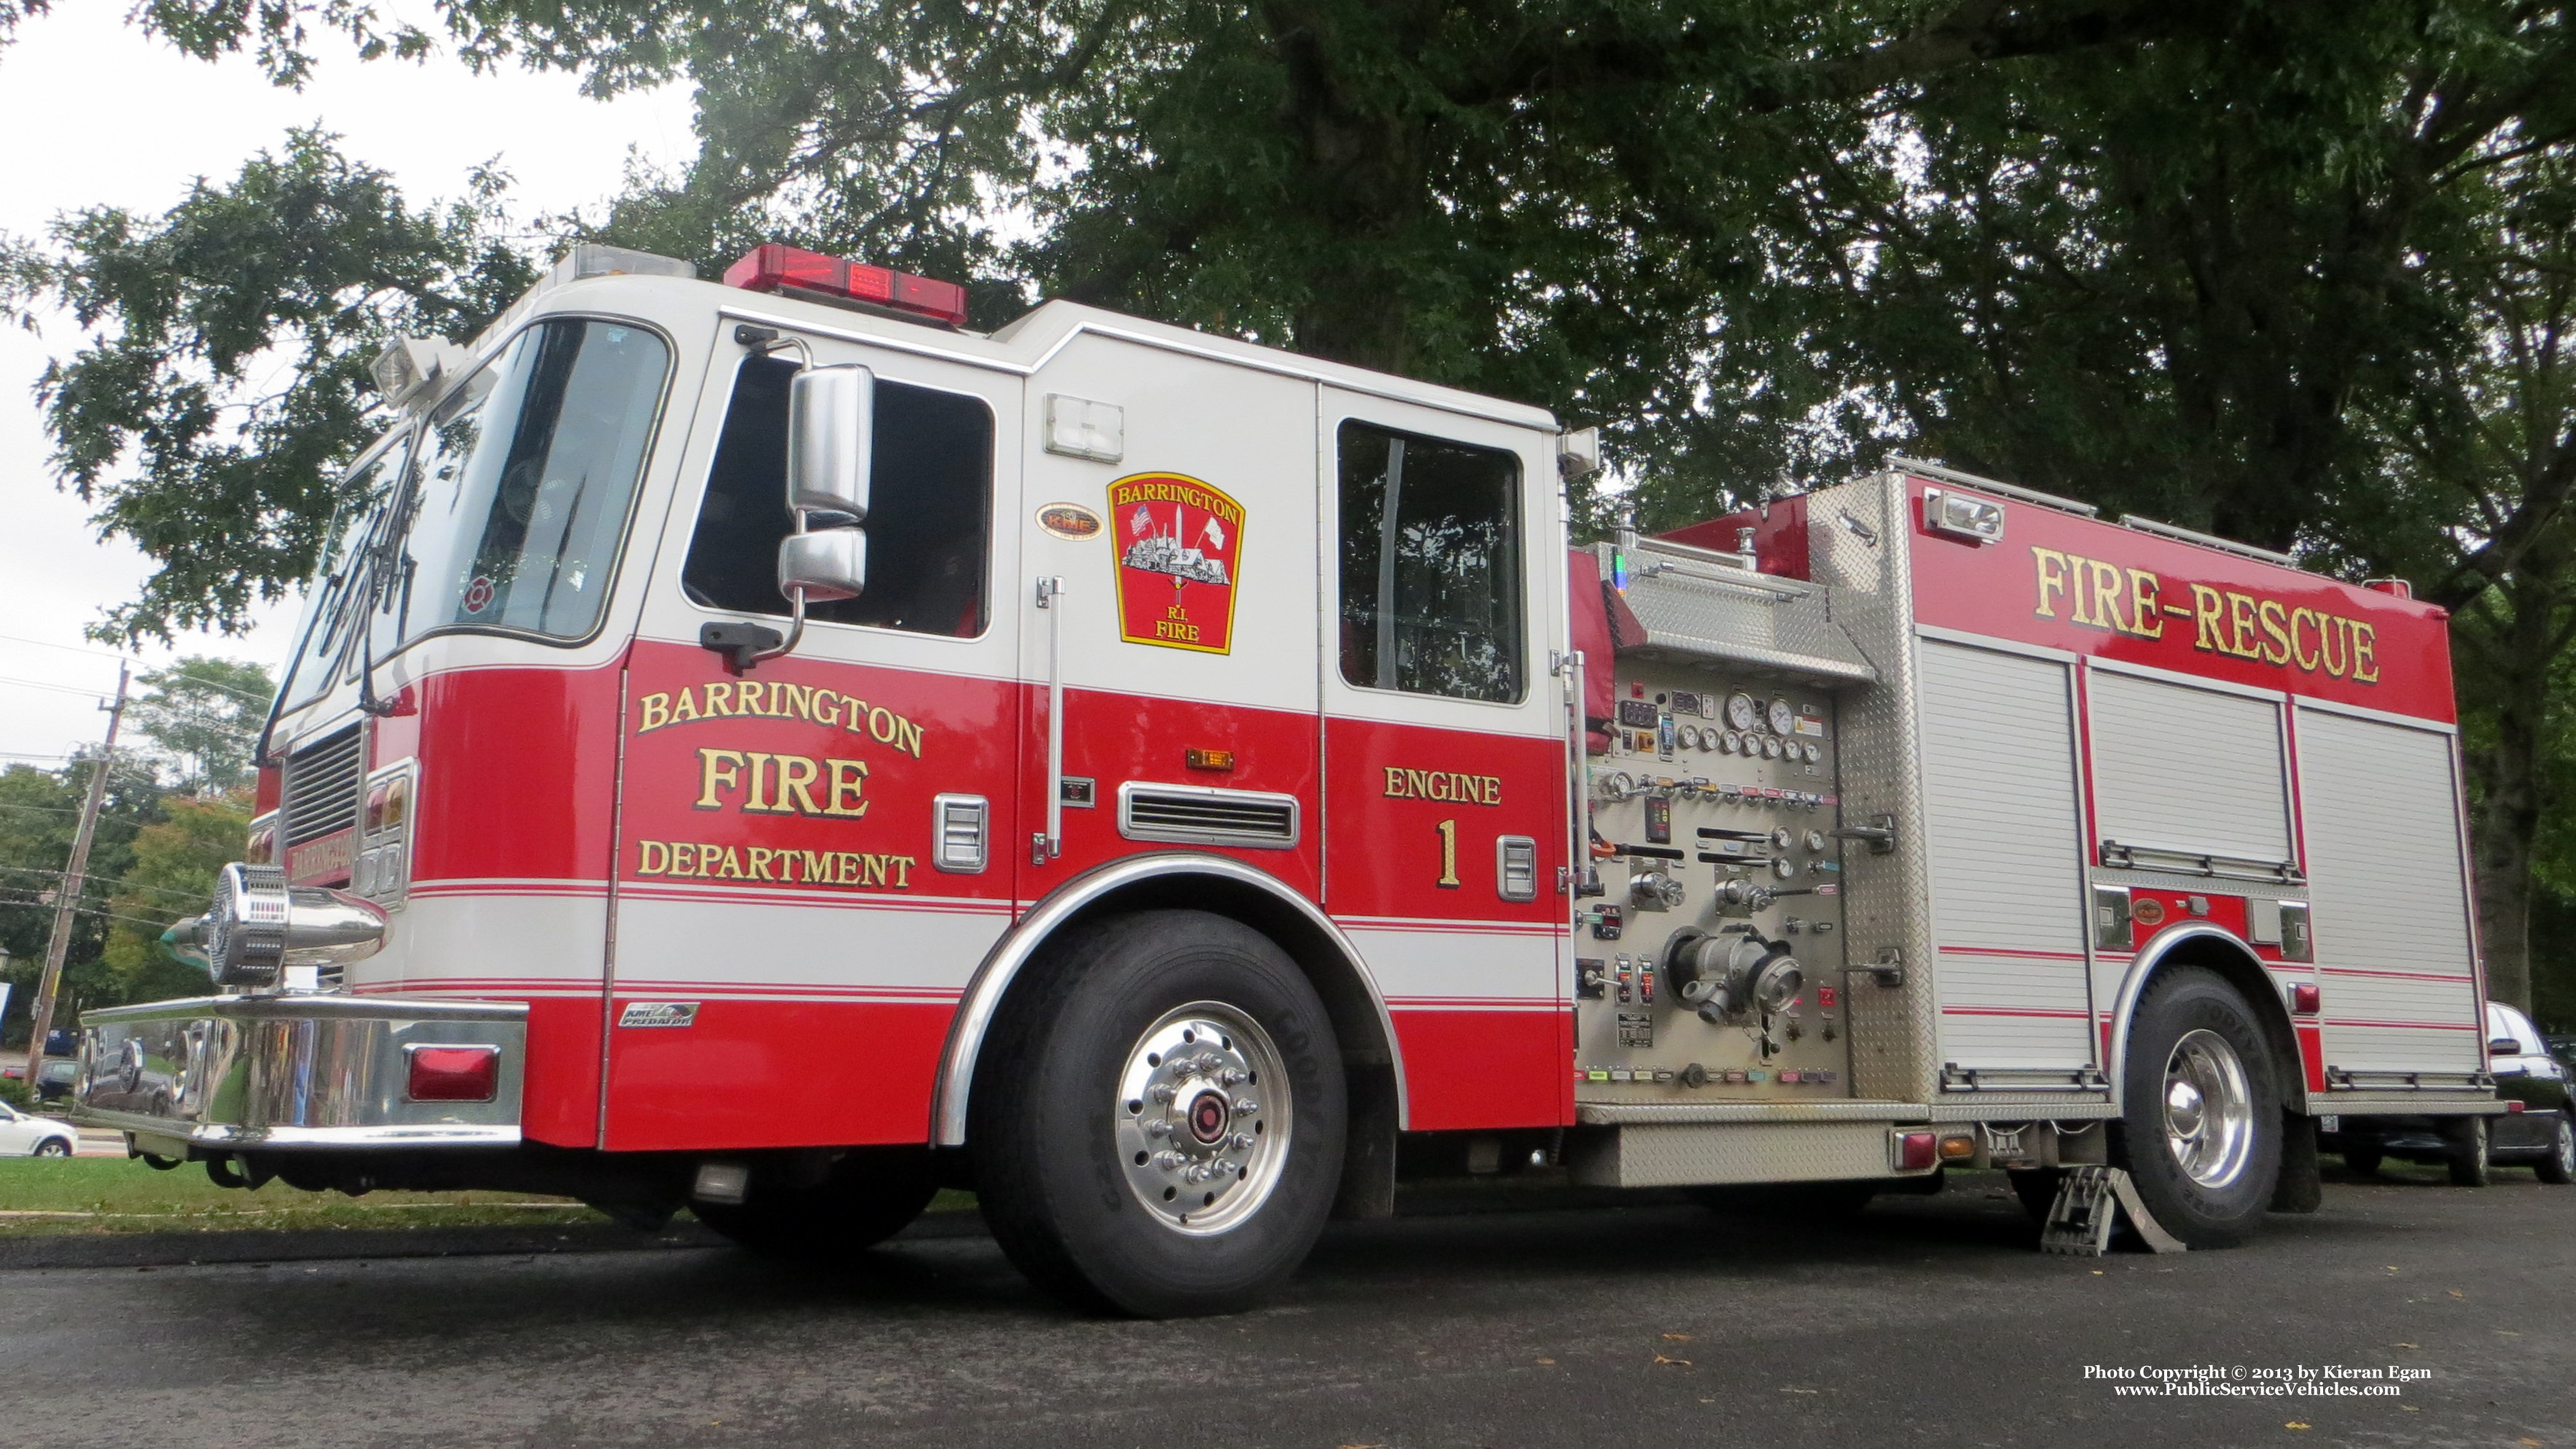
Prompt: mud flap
<box><xmin>2040</xmin><ymin>1164</ymin><xmax>2187</xmax><ymax>1256</ymax></box>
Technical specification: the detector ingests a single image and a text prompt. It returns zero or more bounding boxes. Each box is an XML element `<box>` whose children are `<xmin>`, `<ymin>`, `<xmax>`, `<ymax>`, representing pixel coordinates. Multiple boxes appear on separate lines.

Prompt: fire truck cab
<box><xmin>71</xmin><ymin>243</ymin><xmax>2502</xmax><ymax>1316</ymax></box>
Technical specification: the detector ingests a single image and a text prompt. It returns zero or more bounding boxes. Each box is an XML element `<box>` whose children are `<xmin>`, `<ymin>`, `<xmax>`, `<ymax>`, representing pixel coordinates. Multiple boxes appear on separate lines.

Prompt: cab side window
<box><xmin>1336</xmin><ymin>421</ymin><xmax>1524</xmax><ymax>703</ymax></box>
<box><xmin>683</xmin><ymin>356</ymin><xmax>993</xmax><ymax>636</ymax></box>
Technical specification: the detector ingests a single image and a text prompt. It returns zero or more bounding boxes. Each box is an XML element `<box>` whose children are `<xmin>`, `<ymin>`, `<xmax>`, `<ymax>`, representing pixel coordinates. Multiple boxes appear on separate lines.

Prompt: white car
<box><xmin>0</xmin><ymin>1100</ymin><xmax>78</xmax><ymax>1157</ymax></box>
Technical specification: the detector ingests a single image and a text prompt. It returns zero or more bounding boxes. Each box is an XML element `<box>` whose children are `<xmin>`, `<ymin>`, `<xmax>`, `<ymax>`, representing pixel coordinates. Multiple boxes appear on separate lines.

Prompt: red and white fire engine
<box><xmin>71</xmin><ymin>242</ymin><xmax>2502</xmax><ymax>1314</ymax></box>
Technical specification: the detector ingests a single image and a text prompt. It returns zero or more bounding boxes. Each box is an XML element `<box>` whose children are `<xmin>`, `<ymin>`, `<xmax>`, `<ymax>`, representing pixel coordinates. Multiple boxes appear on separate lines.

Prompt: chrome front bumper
<box><xmin>69</xmin><ymin>994</ymin><xmax>526</xmax><ymax>1152</ymax></box>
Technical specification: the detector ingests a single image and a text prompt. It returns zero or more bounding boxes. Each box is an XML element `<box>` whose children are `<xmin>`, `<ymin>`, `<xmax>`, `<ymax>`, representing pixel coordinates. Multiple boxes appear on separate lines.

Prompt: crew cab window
<box><xmin>683</xmin><ymin>356</ymin><xmax>992</xmax><ymax>637</ymax></box>
<box><xmin>1336</xmin><ymin>421</ymin><xmax>1524</xmax><ymax>703</ymax></box>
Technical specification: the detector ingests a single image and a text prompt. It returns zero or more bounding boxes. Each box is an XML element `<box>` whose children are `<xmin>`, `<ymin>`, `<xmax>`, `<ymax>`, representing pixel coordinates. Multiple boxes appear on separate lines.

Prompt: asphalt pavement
<box><xmin>0</xmin><ymin>1165</ymin><xmax>2566</xmax><ymax>1449</ymax></box>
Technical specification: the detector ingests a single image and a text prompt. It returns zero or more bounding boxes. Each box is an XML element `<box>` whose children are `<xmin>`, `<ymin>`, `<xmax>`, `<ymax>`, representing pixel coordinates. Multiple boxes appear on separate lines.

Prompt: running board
<box><xmin>2040</xmin><ymin>1165</ymin><xmax>2187</xmax><ymax>1256</ymax></box>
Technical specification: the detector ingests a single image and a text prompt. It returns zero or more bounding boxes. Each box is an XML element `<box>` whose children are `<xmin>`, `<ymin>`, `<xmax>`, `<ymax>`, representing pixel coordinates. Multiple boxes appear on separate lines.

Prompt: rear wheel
<box><xmin>2445</xmin><ymin>1116</ymin><xmax>2491</xmax><ymax>1187</ymax></box>
<box><xmin>2112</xmin><ymin>967</ymin><xmax>2281</xmax><ymax>1249</ymax></box>
<box><xmin>973</xmin><ymin>910</ymin><xmax>1345</xmax><ymax>1318</ymax></box>
<box><xmin>32</xmin><ymin>1137</ymin><xmax>71</xmax><ymax>1158</ymax></box>
<box><xmin>690</xmin><ymin>1149</ymin><xmax>938</xmax><ymax>1262</ymax></box>
<box><xmin>2536</xmin><ymin>1115</ymin><xmax>2575</xmax><ymax>1186</ymax></box>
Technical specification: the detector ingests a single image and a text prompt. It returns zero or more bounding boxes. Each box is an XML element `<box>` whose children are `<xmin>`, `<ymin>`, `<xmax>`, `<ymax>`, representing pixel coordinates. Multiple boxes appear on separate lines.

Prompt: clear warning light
<box><xmin>1923</xmin><ymin>487</ymin><xmax>2007</xmax><ymax>544</ymax></box>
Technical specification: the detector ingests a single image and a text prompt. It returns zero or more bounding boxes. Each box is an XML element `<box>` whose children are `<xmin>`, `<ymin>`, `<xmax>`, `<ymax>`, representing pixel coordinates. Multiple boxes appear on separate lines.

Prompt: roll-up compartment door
<box><xmin>2088</xmin><ymin>671</ymin><xmax>2291</xmax><ymax>869</ymax></box>
<box><xmin>2295</xmin><ymin>708</ymin><xmax>2483</xmax><ymax>1077</ymax></box>
<box><xmin>1919</xmin><ymin>639</ymin><xmax>2096</xmax><ymax>1076</ymax></box>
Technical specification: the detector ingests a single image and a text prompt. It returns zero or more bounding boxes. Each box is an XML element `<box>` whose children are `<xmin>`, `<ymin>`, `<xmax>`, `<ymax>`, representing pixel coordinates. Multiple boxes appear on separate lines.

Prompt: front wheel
<box><xmin>972</xmin><ymin>910</ymin><xmax>1346</xmax><ymax>1318</ymax></box>
<box><xmin>2535</xmin><ymin>1115</ymin><xmax>2575</xmax><ymax>1186</ymax></box>
<box><xmin>32</xmin><ymin>1137</ymin><xmax>72</xmax><ymax>1158</ymax></box>
<box><xmin>2112</xmin><ymin>967</ymin><xmax>2281</xmax><ymax>1249</ymax></box>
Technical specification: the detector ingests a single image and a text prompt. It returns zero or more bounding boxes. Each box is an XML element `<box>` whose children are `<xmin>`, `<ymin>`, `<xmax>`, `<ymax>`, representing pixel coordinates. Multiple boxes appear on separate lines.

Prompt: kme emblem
<box><xmin>1109</xmin><ymin>472</ymin><xmax>1245</xmax><ymax>654</ymax></box>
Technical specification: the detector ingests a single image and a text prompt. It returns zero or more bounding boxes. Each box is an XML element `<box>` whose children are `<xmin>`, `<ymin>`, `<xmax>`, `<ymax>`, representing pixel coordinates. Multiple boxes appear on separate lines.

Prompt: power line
<box><xmin>0</xmin><ymin>863</ymin><xmax>216</xmax><ymax>907</ymax></box>
<box><xmin>0</xmin><ymin>633</ymin><xmax>135</xmax><ymax>663</ymax></box>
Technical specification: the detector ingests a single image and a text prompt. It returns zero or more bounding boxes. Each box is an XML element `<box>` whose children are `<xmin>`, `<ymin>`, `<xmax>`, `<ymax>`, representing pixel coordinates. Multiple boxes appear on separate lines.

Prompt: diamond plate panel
<box><xmin>1607</xmin><ymin>542</ymin><xmax>1878</xmax><ymax>684</ymax></box>
<box><xmin>1806</xmin><ymin>474</ymin><xmax>1943</xmax><ymax>1104</ymax></box>
<box><xmin>1566</xmin><ymin>1121</ymin><xmax>1911</xmax><ymax>1187</ymax></box>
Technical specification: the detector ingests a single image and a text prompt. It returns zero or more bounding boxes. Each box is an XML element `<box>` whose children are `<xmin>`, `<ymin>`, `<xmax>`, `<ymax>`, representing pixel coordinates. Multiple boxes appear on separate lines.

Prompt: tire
<box><xmin>2008</xmin><ymin>1168</ymin><xmax>2065</xmax><ymax>1225</ymax></box>
<box><xmin>972</xmin><ymin>910</ymin><xmax>1346</xmax><ymax>1318</ymax></box>
<box><xmin>2343</xmin><ymin>1147</ymin><xmax>2384</xmax><ymax>1177</ymax></box>
<box><xmin>2445</xmin><ymin>1116</ymin><xmax>2490</xmax><ymax>1187</ymax></box>
<box><xmin>32</xmin><ymin>1137</ymin><xmax>72</xmax><ymax>1158</ymax></box>
<box><xmin>2111</xmin><ymin>967</ymin><xmax>2282</xmax><ymax>1249</ymax></box>
<box><xmin>1687</xmin><ymin>1180</ymin><xmax>1880</xmax><ymax>1222</ymax></box>
<box><xmin>2535</xmin><ymin>1115</ymin><xmax>2575</xmax><ymax>1187</ymax></box>
<box><xmin>690</xmin><ymin>1149</ymin><xmax>937</xmax><ymax>1263</ymax></box>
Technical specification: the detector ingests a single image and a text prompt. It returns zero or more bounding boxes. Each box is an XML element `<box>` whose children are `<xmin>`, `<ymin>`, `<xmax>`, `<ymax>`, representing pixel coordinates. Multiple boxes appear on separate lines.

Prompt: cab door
<box><xmin>1319</xmin><ymin>390</ymin><xmax>1569</xmax><ymax>1131</ymax></box>
<box><xmin>1016</xmin><ymin>336</ymin><xmax>1323</xmax><ymax>903</ymax></box>
<box><xmin>606</xmin><ymin>323</ymin><xmax>1023</xmax><ymax>1151</ymax></box>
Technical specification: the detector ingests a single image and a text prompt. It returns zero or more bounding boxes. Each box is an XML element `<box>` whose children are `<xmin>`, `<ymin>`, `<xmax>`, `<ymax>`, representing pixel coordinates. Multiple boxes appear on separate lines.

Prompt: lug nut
<box><xmin>1233</xmin><ymin>1097</ymin><xmax>1259</xmax><ymax>1116</ymax></box>
<box><xmin>1152</xmin><ymin>1151</ymin><xmax>1184</xmax><ymax>1172</ymax></box>
<box><xmin>1149</xmin><ymin>1083</ymin><xmax>1176</xmax><ymax>1104</ymax></box>
<box><xmin>1144</xmin><ymin>1119</ymin><xmax>1172</xmax><ymax>1138</ymax></box>
<box><xmin>1218</xmin><ymin>1068</ymin><xmax>1244</xmax><ymax>1086</ymax></box>
<box><xmin>1230</xmin><ymin>1133</ymin><xmax>1254</xmax><ymax>1151</ymax></box>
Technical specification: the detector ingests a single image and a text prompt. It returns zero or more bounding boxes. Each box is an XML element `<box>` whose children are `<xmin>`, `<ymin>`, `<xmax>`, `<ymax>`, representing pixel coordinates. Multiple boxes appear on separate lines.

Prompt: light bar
<box><xmin>723</xmin><ymin>243</ymin><xmax>969</xmax><ymax>327</ymax></box>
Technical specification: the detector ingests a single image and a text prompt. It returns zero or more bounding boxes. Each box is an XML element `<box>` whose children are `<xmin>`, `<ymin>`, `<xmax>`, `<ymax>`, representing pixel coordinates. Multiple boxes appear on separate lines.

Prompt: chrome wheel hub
<box><xmin>2163</xmin><ymin>1028</ymin><xmax>2254</xmax><ymax>1189</ymax></box>
<box><xmin>1115</xmin><ymin>1003</ymin><xmax>1291</xmax><ymax>1235</ymax></box>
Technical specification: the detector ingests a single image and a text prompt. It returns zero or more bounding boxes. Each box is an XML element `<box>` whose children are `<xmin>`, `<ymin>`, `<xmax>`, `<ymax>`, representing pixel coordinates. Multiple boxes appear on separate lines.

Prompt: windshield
<box><xmin>282</xmin><ymin>435</ymin><xmax>410</xmax><ymax>711</ymax></box>
<box><xmin>389</xmin><ymin>318</ymin><xmax>670</xmax><ymax>644</ymax></box>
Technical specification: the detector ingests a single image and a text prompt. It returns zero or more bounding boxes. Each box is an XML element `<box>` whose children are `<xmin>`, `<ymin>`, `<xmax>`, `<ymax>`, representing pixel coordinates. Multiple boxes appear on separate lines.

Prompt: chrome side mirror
<box><xmin>787</xmin><ymin>364</ymin><xmax>873</xmax><ymax>520</ymax></box>
<box><xmin>778</xmin><ymin>526</ymin><xmax>867</xmax><ymax>603</ymax></box>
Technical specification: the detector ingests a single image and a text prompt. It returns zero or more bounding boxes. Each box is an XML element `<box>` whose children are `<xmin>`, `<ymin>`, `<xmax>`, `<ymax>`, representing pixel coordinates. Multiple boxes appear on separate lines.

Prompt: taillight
<box><xmin>1892</xmin><ymin>1130</ymin><xmax>1938</xmax><ymax>1172</ymax></box>
<box><xmin>722</xmin><ymin>243</ymin><xmax>969</xmax><ymax>327</ymax></box>
<box><xmin>405</xmin><ymin>1044</ymin><xmax>499</xmax><ymax>1103</ymax></box>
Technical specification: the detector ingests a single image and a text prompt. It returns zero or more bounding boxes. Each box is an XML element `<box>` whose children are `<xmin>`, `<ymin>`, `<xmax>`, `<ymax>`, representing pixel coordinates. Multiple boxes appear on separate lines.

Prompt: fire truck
<box><xmin>69</xmin><ymin>242</ymin><xmax>2501</xmax><ymax>1316</ymax></box>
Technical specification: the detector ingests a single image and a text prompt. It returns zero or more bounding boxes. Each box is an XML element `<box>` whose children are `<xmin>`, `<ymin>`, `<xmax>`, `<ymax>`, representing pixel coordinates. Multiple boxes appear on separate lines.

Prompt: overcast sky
<box><xmin>0</xmin><ymin>4</ymin><xmax>692</xmax><ymax>765</ymax></box>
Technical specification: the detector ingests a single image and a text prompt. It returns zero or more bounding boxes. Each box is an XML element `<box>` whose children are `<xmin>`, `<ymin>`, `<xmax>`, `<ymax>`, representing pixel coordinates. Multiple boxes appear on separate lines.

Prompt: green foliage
<box><xmin>0</xmin><ymin>130</ymin><xmax>536</xmax><ymax>646</ymax></box>
<box><xmin>99</xmin><ymin>792</ymin><xmax>250</xmax><ymax>1002</ymax></box>
<box><xmin>132</xmin><ymin>657</ymin><xmax>276</xmax><ymax>794</ymax></box>
<box><xmin>0</xmin><ymin>759</ymin><xmax>162</xmax><ymax>1049</ymax></box>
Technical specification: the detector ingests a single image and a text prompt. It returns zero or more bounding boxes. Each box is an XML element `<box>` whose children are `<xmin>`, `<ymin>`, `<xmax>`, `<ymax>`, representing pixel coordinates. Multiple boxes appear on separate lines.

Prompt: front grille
<box><xmin>1117</xmin><ymin>783</ymin><xmax>1299</xmax><ymax>849</ymax></box>
<box><xmin>281</xmin><ymin>726</ymin><xmax>365</xmax><ymax>846</ymax></box>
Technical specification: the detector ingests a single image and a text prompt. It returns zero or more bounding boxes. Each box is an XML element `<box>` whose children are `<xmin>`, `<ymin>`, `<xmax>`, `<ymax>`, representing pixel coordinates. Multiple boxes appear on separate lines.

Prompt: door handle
<box><xmin>1034</xmin><ymin>577</ymin><xmax>1066</xmax><ymax>864</ymax></box>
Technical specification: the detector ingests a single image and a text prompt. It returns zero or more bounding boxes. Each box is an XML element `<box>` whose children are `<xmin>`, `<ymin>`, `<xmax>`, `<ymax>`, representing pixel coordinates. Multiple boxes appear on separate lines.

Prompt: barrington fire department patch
<box><xmin>1109</xmin><ymin>472</ymin><xmax>1244</xmax><ymax>654</ymax></box>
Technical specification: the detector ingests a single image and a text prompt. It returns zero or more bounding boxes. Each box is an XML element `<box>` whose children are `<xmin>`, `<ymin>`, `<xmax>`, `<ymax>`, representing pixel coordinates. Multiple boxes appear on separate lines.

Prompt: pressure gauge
<box><xmin>1805</xmin><ymin>830</ymin><xmax>1827</xmax><ymax>853</ymax></box>
<box><xmin>1725</xmin><ymin>692</ymin><xmax>1759</xmax><ymax>731</ymax></box>
<box><xmin>1677</xmin><ymin>723</ymin><xmax>1701</xmax><ymax>751</ymax></box>
<box><xmin>1767</xmin><ymin>697</ymin><xmax>1796</xmax><ymax>735</ymax></box>
<box><xmin>1801</xmin><ymin>741</ymin><xmax>1822</xmax><ymax>763</ymax></box>
<box><xmin>1762</xmin><ymin>736</ymin><xmax>1784</xmax><ymax>759</ymax></box>
<box><xmin>1716</xmin><ymin>732</ymin><xmax>1737</xmax><ymax>754</ymax></box>
<box><xmin>1770</xmin><ymin>827</ymin><xmax>1795</xmax><ymax>849</ymax></box>
<box><xmin>1601</xmin><ymin>770</ymin><xmax>1634</xmax><ymax>801</ymax></box>
<box><xmin>1771</xmin><ymin>856</ymin><xmax>1800</xmax><ymax>880</ymax></box>
<box><xmin>1698</xmin><ymin>729</ymin><xmax>1720</xmax><ymax>754</ymax></box>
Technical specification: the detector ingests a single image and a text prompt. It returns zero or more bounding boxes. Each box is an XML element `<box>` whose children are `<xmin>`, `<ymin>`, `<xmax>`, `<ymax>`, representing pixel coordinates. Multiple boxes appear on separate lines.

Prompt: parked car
<box><xmin>2320</xmin><ymin>1001</ymin><xmax>2572</xmax><ymax>1185</ymax></box>
<box><xmin>0</xmin><ymin>1099</ymin><xmax>77</xmax><ymax>1157</ymax></box>
<box><xmin>32</xmin><ymin>1056</ymin><xmax>77</xmax><ymax>1104</ymax></box>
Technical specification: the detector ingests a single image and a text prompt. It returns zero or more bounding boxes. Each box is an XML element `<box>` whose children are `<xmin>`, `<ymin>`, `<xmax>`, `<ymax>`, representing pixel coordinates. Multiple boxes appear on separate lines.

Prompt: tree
<box><xmin>0</xmin><ymin>757</ymin><xmax>160</xmax><ymax>1048</ymax></box>
<box><xmin>0</xmin><ymin>129</ymin><xmax>535</xmax><ymax>646</ymax></box>
<box><xmin>131</xmin><ymin>657</ymin><xmax>277</xmax><ymax>794</ymax></box>
<box><xmin>99</xmin><ymin>792</ymin><xmax>254</xmax><ymax>1003</ymax></box>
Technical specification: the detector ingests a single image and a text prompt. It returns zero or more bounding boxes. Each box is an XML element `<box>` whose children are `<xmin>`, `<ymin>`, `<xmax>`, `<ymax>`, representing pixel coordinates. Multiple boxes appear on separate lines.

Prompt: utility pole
<box><xmin>24</xmin><ymin>663</ymin><xmax>128</xmax><ymax>1086</ymax></box>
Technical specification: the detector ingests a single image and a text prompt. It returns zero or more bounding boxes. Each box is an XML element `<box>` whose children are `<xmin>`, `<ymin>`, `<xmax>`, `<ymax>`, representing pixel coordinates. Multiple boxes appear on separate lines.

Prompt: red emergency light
<box><xmin>722</xmin><ymin>243</ymin><xmax>969</xmax><ymax>328</ymax></box>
